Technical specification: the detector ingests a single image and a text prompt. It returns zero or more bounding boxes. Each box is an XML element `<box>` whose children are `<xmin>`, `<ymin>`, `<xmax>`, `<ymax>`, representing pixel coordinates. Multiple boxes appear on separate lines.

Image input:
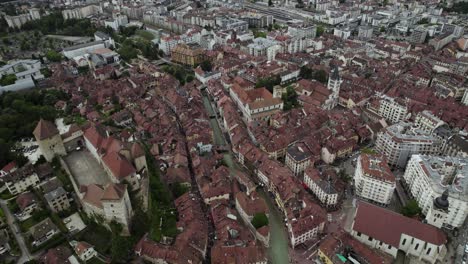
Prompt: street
<box><xmin>0</xmin><ymin>198</ymin><xmax>32</xmax><ymax>264</ymax></box>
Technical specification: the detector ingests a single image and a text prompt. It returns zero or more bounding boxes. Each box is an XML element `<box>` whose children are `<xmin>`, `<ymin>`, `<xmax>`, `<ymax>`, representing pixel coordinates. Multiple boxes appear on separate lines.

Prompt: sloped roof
<box><xmin>101</xmin><ymin>183</ymin><xmax>126</xmax><ymax>200</ymax></box>
<box><xmin>33</xmin><ymin>119</ymin><xmax>59</xmax><ymax>140</ymax></box>
<box><xmin>102</xmin><ymin>152</ymin><xmax>136</xmax><ymax>180</ymax></box>
<box><xmin>353</xmin><ymin>201</ymin><xmax>447</xmax><ymax>248</ymax></box>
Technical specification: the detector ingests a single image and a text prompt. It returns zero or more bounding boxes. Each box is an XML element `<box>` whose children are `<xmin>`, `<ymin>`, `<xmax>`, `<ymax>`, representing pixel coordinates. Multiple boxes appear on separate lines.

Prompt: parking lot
<box><xmin>63</xmin><ymin>150</ymin><xmax>110</xmax><ymax>186</ymax></box>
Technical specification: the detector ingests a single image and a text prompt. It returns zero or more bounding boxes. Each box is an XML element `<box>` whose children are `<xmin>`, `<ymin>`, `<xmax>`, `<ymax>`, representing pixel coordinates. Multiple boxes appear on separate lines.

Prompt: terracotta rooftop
<box><xmin>353</xmin><ymin>201</ymin><xmax>447</xmax><ymax>248</ymax></box>
<box><xmin>33</xmin><ymin>119</ymin><xmax>60</xmax><ymax>140</ymax></box>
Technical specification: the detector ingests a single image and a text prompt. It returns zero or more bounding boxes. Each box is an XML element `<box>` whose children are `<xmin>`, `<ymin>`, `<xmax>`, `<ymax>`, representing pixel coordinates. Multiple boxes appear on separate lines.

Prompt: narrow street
<box><xmin>201</xmin><ymin>91</ymin><xmax>291</xmax><ymax>264</ymax></box>
<box><xmin>0</xmin><ymin>199</ymin><xmax>32</xmax><ymax>264</ymax></box>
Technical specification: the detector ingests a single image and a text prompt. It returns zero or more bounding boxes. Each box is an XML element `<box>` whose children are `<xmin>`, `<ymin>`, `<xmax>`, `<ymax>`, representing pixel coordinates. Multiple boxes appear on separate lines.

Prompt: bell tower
<box><xmin>426</xmin><ymin>189</ymin><xmax>449</xmax><ymax>228</ymax></box>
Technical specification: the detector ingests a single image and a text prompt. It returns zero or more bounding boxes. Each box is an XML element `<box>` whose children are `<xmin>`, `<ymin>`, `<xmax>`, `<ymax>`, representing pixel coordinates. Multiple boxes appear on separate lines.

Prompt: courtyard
<box><xmin>63</xmin><ymin>150</ymin><xmax>110</xmax><ymax>186</ymax></box>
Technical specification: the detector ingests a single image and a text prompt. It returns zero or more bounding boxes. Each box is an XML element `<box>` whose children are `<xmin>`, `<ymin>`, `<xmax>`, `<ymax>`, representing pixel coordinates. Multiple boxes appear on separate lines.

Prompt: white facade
<box><xmin>5</xmin><ymin>173</ymin><xmax>40</xmax><ymax>195</ymax></box>
<box><xmin>375</xmin><ymin>122</ymin><xmax>442</xmax><ymax>168</ymax></box>
<box><xmin>462</xmin><ymin>89</ymin><xmax>468</xmax><ymax>106</ymax></box>
<box><xmin>403</xmin><ymin>155</ymin><xmax>468</xmax><ymax>229</ymax></box>
<box><xmin>304</xmin><ymin>172</ymin><xmax>338</xmax><ymax>207</ymax></box>
<box><xmin>247</xmin><ymin>38</ymin><xmax>281</xmax><ymax>61</ymax></box>
<box><xmin>377</xmin><ymin>96</ymin><xmax>408</xmax><ymax>124</ymax></box>
<box><xmin>354</xmin><ymin>154</ymin><xmax>395</xmax><ymax>205</ymax></box>
<box><xmin>415</xmin><ymin>110</ymin><xmax>445</xmax><ymax>134</ymax></box>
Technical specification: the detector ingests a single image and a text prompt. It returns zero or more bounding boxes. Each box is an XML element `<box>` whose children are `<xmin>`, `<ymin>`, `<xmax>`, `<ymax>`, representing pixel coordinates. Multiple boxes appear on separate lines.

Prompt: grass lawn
<box><xmin>87</xmin><ymin>257</ymin><xmax>107</xmax><ymax>264</ymax></box>
<box><xmin>0</xmin><ymin>191</ymin><xmax>14</xmax><ymax>200</ymax></box>
<box><xmin>361</xmin><ymin>147</ymin><xmax>377</xmax><ymax>155</ymax></box>
<box><xmin>136</xmin><ymin>30</ymin><xmax>155</xmax><ymax>41</ymax></box>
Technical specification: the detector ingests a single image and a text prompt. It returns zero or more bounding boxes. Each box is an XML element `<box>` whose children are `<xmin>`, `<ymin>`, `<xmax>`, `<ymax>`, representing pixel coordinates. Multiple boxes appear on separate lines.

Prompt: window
<box><xmin>415</xmin><ymin>244</ymin><xmax>419</xmax><ymax>250</ymax></box>
<box><xmin>402</xmin><ymin>239</ymin><xmax>406</xmax><ymax>245</ymax></box>
<box><xmin>427</xmin><ymin>248</ymin><xmax>431</xmax><ymax>255</ymax></box>
<box><xmin>368</xmin><ymin>237</ymin><xmax>373</xmax><ymax>241</ymax></box>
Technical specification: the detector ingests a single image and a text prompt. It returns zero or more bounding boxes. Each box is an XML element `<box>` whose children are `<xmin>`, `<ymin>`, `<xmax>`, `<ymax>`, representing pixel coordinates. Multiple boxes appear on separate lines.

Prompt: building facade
<box><xmin>402</xmin><ymin>155</ymin><xmax>468</xmax><ymax>229</ymax></box>
<box><xmin>354</xmin><ymin>153</ymin><xmax>396</xmax><ymax>205</ymax></box>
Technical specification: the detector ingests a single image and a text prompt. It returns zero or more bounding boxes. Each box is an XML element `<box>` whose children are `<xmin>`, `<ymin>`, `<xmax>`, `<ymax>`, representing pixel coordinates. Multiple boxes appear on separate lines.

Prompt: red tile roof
<box><xmin>33</xmin><ymin>119</ymin><xmax>59</xmax><ymax>140</ymax></box>
<box><xmin>102</xmin><ymin>152</ymin><xmax>136</xmax><ymax>180</ymax></box>
<box><xmin>353</xmin><ymin>202</ymin><xmax>447</xmax><ymax>248</ymax></box>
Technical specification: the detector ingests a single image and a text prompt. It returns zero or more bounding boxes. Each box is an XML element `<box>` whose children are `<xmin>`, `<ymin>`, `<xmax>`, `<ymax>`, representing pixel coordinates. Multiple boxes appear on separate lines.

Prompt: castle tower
<box><xmin>327</xmin><ymin>66</ymin><xmax>341</xmax><ymax>109</ymax></box>
<box><xmin>426</xmin><ymin>189</ymin><xmax>449</xmax><ymax>228</ymax></box>
<box><xmin>33</xmin><ymin>119</ymin><xmax>66</xmax><ymax>162</ymax></box>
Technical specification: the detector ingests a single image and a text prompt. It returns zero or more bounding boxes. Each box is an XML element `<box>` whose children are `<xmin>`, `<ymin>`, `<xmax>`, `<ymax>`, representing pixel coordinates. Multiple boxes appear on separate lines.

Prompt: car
<box><xmin>76</xmin><ymin>147</ymin><xmax>81</xmax><ymax>151</ymax></box>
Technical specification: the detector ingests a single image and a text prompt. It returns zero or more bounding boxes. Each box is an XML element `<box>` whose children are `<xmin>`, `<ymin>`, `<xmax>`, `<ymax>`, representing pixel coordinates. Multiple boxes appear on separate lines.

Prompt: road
<box><xmin>0</xmin><ymin>199</ymin><xmax>32</xmax><ymax>264</ymax></box>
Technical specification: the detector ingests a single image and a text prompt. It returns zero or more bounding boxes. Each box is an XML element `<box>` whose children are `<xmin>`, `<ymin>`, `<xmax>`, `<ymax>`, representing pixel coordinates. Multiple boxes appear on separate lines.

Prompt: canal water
<box><xmin>201</xmin><ymin>93</ymin><xmax>290</xmax><ymax>264</ymax></box>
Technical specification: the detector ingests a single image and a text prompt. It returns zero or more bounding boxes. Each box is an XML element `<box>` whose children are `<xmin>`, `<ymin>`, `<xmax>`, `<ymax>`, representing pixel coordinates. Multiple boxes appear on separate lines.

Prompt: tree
<box><xmin>0</xmin><ymin>74</ymin><xmax>17</xmax><ymax>86</ymax></box>
<box><xmin>118</xmin><ymin>45</ymin><xmax>138</xmax><ymax>61</ymax></box>
<box><xmin>299</xmin><ymin>66</ymin><xmax>313</xmax><ymax>79</ymax></box>
<box><xmin>268</xmin><ymin>0</ymin><xmax>273</xmax><ymax>6</ymax></box>
<box><xmin>282</xmin><ymin>86</ymin><xmax>299</xmax><ymax>111</ymax></box>
<box><xmin>251</xmin><ymin>213</ymin><xmax>268</xmax><ymax>229</ymax></box>
<box><xmin>401</xmin><ymin>200</ymin><xmax>422</xmax><ymax>217</ymax></box>
<box><xmin>313</xmin><ymin>69</ymin><xmax>328</xmax><ymax>83</ymax></box>
<box><xmin>45</xmin><ymin>50</ymin><xmax>62</xmax><ymax>62</ymax></box>
<box><xmin>200</xmin><ymin>60</ymin><xmax>212</xmax><ymax>72</ymax></box>
<box><xmin>316</xmin><ymin>26</ymin><xmax>325</xmax><ymax>37</ymax></box>
<box><xmin>255</xmin><ymin>75</ymin><xmax>281</xmax><ymax>92</ymax></box>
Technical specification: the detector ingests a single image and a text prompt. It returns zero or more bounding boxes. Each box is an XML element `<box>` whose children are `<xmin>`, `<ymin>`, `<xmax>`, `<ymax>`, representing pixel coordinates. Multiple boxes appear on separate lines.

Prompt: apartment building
<box><xmin>370</xmin><ymin>95</ymin><xmax>408</xmax><ymax>124</ymax></box>
<box><xmin>415</xmin><ymin>110</ymin><xmax>445</xmax><ymax>134</ymax></box>
<box><xmin>171</xmin><ymin>43</ymin><xmax>205</xmax><ymax>67</ymax></box>
<box><xmin>44</xmin><ymin>186</ymin><xmax>71</xmax><ymax>213</ymax></box>
<box><xmin>402</xmin><ymin>155</ymin><xmax>468</xmax><ymax>229</ymax></box>
<box><xmin>304</xmin><ymin>167</ymin><xmax>339</xmax><ymax>209</ymax></box>
<box><xmin>285</xmin><ymin>143</ymin><xmax>312</xmax><ymax>176</ymax></box>
<box><xmin>247</xmin><ymin>38</ymin><xmax>281</xmax><ymax>61</ymax></box>
<box><xmin>354</xmin><ymin>153</ymin><xmax>396</xmax><ymax>205</ymax></box>
<box><xmin>443</xmin><ymin>134</ymin><xmax>468</xmax><ymax>157</ymax></box>
<box><xmin>375</xmin><ymin>122</ymin><xmax>442</xmax><ymax>168</ymax></box>
<box><xmin>3</xmin><ymin>164</ymin><xmax>40</xmax><ymax>195</ymax></box>
<box><xmin>351</xmin><ymin>202</ymin><xmax>447</xmax><ymax>264</ymax></box>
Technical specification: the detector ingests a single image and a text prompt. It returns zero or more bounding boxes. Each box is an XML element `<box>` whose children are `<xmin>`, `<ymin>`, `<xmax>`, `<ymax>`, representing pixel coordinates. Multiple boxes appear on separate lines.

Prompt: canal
<box><xmin>201</xmin><ymin>92</ymin><xmax>290</xmax><ymax>264</ymax></box>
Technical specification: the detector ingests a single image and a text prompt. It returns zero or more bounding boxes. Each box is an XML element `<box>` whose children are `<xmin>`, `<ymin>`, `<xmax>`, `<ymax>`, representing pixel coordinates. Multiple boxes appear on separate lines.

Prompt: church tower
<box><xmin>426</xmin><ymin>189</ymin><xmax>449</xmax><ymax>228</ymax></box>
<box><xmin>327</xmin><ymin>66</ymin><xmax>341</xmax><ymax>109</ymax></box>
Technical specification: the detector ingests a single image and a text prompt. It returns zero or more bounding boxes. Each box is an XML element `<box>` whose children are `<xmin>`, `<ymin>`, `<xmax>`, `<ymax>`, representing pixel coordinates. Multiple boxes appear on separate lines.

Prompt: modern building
<box><xmin>44</xmin><ymin>186</ymin><xmax>70</xmax><ymax>213</ymax></box>
<box><xmin>104</xmin><ymin>14</ymin><xmax>129</xmax><ymax>31</ymax></box>
<box><xmin>33</xmin><ymin>119</ymin><xmax>67</xmax><ymax>162</ymax></box>
<box><xmin>0</xmin><ymin>60</ymin><xmax>45</xmax><ymax>93</ymax></box>
<box><xmin>287</xmin><ymin>24</ymin><xmax>317</xmax><ymax>38</ymax></box>
<box><xmin>3</xmin><ymin>164</ymin><xmax>40</xmax><ymax>195</ymax></box>
<box><xmin>402</xmin><ymin>155</ymin><xmax>468</xmax><ymax>229</ymax></box>
<box><xmin>62</xmin><ymin>41</ymin><xmax>106</xmax><ymax>59</ymax></box>
<box><xmin>240</xmin><ymin>13</ymin><xmax>273</xmax><ymax>28</ymax></box>
<box><xmin>171</xmin><ymin>43</ymin><xmax>205</xmax><ymax>67</ymax></box>
<box><xmin>4</xmin><ymin>8</ymin><xmax>42</xmax><ymax>28</ymax></box>
<box><xmin>62</xmin><ymin>5</ymin><xmax>102</xmax><ymax>20</ymax></box>
<box><xmin>375</xmin><ymin>122</ymin><xmax>442</xmax><ymax>168</ymax></box>
<box><xmin>358</xmin><ymin>25</ymin><xmax>373</xmax><ymax>39</ymax></box>
<box><xmin>247</xmin><ymin>38</ymin><xmax>281</xmax><ymax>61</ymax></box>
<box><xmin>409</xmin><ymin>27</ymin><xmax>428</xmax><ymax>44</ymax></box>
<box><xmin>351</xmin><ymin>202</ymin><xmax>447</xmax><ymax>264</ymax></box>
<box><xmin>370</xmin><ymin>95</ymin><xmax>408</xmax><ymax>124</ymax></box>
<box><xmin>285</xmin><ymin>142</ymin><xmax>312</xmax><ymax>176</ymax></box>
<box><xmin>354</xmin><ymin>153</ymin><xmax>395</xmax><ymax>206</ymax></box>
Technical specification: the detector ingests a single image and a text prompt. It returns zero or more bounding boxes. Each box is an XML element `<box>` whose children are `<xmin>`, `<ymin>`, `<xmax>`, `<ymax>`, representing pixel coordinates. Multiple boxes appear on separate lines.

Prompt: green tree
<box><xmin>118</xmin><ymin>45</ymin><xmax>138</xmax><ymax>61</ymax></box>
<box><xmin>251</xmin><ymin>213</ymin><xmax>269</xmax><ymax>229</ymax></box>
<box><xmin>401</xmin><ymin>200</ymin><xmax>422</xmax><ymax>217</ymax></box>
<box><xmin>299</xmin><ymin>66</ymin><xmax>313</xmax><ymax>79</ymax></box>
<box><xmin>316</xmin><ymin>26</ymin><xmax>325</xmax><ymax>37</ymax></box>
<box><xmin>200</xmin><ymin>60</ymin><xmax>213</xmax><ymax>72</ymax></box>
<box><xmin>45</xmin><ymin>50</ymin><xmax>62</xmax><ymax>62</ymax></box>
<box><xmin>268</xmin><ymin>0</ymin><xmax>273</xmax><ymax>5</ymax></box>
<box><xmin>313</xmin><ymin>69</ymin><xmax>328</xmax><ymax>83</ymax></box>
<box><xmin>0</xmin><ymin>74</ymin><xmax>17</xmax><ymax>86</ymax></box>
<box><xmin>282</xmin><ymin>86</ymin><xmax>299</xmax><ymax>111</ymax></box>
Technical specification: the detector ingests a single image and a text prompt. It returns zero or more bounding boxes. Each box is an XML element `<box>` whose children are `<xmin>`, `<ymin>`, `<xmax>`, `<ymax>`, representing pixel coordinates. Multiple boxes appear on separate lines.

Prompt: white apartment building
<box><xmin>375</xmin><ymin>122</ymin><xmax>442</xmax><ymax>168</ymax></box>
<box><xmin>375</xmin><ymin>95</ymin><xmax>408</xmax><ymax>124</ymax></box>
<box><xmin>415</xmin><ymin>110</ymin><xmax>445</xmax><ymax>134</ymax></box>
<box><xmin>304</xmin><ymin>168</ymin><xmax>338</xmax><ymax>208</ymax></box>
<box><xmin>3</xmin><ymin>165</ymin><xmax>40</xmax><ymax>195</ymax></box>
<box><xmin>104</xmin><ymin>14</ymin><xmax>129</xmax><ymax>31</ymax></box>
<box><xmin>462</xmin><ymin>89</ymin><xmax>468</xmax><ymax>106</ymax></box>
<box><xmin>403</xmin><ymin>155</ymin><xmax>468</xmax><ymax>229</ymax></box>
<box><xmin>285</xmin><ymin>143</ymin><xmax>312</xmax><ymax>176</ymax></box>
<box><xmin>287</xmin><ymin>25</ymin><xmax>317</xmax><ymax>38</ymax></box>
<box><xmin>62</xmin><ymin>5</ymin><xmax>102</xmax><ymax>20</ymax></box>
<box><xmin>159</xmin><ymin>30</ymin><xmax>201</xmax><ymax>55</ymax></box>
<box><xmin>354</xmin><ymin>153</ymin><xmax>396</xmax><ymax>205</ymax></box>
<box><xmin>247</xmin><ymin>38</ymin><xmax>281</xmax><ymax>61</ymax></box>
<box><xmin>351</xmin><ymin>202</ymin><xmax>447</xmax><ymax>264</ymax></box>
<box><xmin>0</xmin><ymin>60</ymin><xmax>45</xmax><ymax>92</ymax></box>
